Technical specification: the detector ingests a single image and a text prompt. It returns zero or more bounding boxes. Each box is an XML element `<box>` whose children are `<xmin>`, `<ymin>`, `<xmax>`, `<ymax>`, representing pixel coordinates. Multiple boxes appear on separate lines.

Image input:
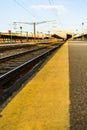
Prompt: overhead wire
<box><xmin>13</xmin><ymin>0</ymin><xmax>58</xmax><ymax>33</ymax></box>
<box><xmin>48</xmin><ymin>0</ymin><xmax>64</xmax><ymax>30</ymax></box>
<box><xmin>13</xmin><ymin>0</ymin><xmax>46</xmax><ymax>22</ymax></box>
<box><xmin>13</xmin><ymin>0</ymin><xmax>37</xmax><ymax>19</ymax></box>
<box><xmin>48</xmin><ymin>0</ymin><xmax>53</xmax><ymax>5</ymax></box>
<box><xmin>13</xmin><ymin>0</ymin><xmax>55</xmax><ymax>33</ymax></box>
<box><xmin>48</xmin><ymin>0</ymin><xmax>60</xmax><ymax>17</ymax></box>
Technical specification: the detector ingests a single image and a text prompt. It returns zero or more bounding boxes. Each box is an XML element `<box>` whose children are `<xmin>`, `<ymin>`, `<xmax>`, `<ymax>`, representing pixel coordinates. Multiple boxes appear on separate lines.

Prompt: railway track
<box><xmin>0</xmin><ymin>44</ymin><xmax>60</xmax><ymax>75</ymax></box>
<box><xmin>0</xmin><ymin>44</ymin><xmax>50</xmax><ymax>58</ymax></box>
<box><xmin>0</xmin><ymin>43</ymin><xmax>36</xmax><ymax>52</ymax></box>
<box><xmin>0</xmin><ymin>42</ymin><xmax>63</xmax><ymax>109</ymax></box>
<box><xmin>0</xmin><ymin>46</ymin><xmax>51</xmax><ymax>65</ymax></box>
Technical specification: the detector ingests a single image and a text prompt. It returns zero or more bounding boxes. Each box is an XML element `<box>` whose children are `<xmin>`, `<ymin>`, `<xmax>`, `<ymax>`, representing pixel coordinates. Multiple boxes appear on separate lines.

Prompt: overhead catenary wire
<box><xmin>13</xmin><ymin>20</ymin><xmax>56</xmax><ymax>35</ymax></box>
<box><xmin>48</xmin><ymin>0</ymin><xmax>60</xmax><ymax>17</ymax></box>
<box><xmin>13</xmin><ymin>0</ymin><xmax>37</xmax><ymax>19</ymax></box>
<box><xmin>13</xmin><ymin>0</ymin><xmax>46</xmax><ymax>22</ymax></box>
<box><xmin>13</xmin><ymin>0</ymin><xmax>57</xmax><ymax>33</ymax></box>
<box><xmin>48</xmin><ymin>0</ymin><xmax>53</xmax><ymax>5</ymax></box>
<box><xmin>48</xmin><ymin>0</ymin><xmax>64</xmax><ymax>30</ymax></box>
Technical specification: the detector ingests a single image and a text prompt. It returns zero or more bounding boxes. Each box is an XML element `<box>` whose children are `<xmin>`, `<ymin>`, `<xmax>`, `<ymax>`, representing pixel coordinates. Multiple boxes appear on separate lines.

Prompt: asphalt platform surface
<box><xmin>69</xmin><ymin>41</ymin><xmax>87</xmax><ymax>130</ymax></box>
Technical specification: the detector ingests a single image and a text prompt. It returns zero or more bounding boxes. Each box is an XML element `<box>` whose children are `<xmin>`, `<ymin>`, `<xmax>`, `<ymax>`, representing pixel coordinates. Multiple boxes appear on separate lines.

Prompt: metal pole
<box><xmin>82</xmin><ymin>22</ymin><xmax>84</xmax><ymax>40</ymax></box>
<box><xmin>11</xmin><ymin>32</ymin><xmax>12</xmax><ymax>43</ymax></box>
<box><xmin>26</xmin><ymin>32</ymin><xmax>28</xmax><ymax>42</ymax></box>
<box><xmin>20</xmin><ymin>26</ymin><xmax>22</xmax><ymax>43</ymax></box>
<box><xmin>34</xmin><ymin>23</ymin><xmax>36</xmax><ymax>42</ymax></box>
<box><xmin>9</xmin><ymin>30</ymin><xmax>12</xmax><ymax>43</ymax></box>
<box><xmin>34</xmin><ymin>23</ymin><xmax>36</xmax><ymax>36</ymax></box>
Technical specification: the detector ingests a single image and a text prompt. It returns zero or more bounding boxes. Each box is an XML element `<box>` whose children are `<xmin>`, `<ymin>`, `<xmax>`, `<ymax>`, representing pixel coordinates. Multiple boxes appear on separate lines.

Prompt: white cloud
<box><xmin>31</xmin><ymin>5</ymin><xmax>67</xmax><ymax>13</ymax></box>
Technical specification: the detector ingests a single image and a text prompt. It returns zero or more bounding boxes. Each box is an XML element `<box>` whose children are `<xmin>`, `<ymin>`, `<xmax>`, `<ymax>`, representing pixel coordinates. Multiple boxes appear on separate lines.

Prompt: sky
<box><xmin>0</xmin><ymin>0</ymin><xmax>87</xmax><ymax>34</ymax></box>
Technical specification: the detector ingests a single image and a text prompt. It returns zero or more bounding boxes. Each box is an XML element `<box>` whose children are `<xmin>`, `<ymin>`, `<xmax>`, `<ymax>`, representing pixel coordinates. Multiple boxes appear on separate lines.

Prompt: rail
<box><xmin>0</xmin><ymin>43</ymin><xmax>63</xmax><ymax>107</ymax></box>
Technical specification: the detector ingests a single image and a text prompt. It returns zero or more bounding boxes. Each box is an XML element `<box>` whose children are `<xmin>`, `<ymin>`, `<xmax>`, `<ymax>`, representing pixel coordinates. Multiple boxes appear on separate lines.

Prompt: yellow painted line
<box><xmin>0</xmin><ymin>42</ymin><xmax>70</xmax><ymax>130</ymax></box>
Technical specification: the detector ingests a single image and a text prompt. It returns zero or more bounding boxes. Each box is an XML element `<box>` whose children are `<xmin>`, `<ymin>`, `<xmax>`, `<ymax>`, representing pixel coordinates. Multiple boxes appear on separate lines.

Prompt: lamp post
<box><xmin>8</xmin><ymin>30</ymin><xmax>12</xmax><ymax>43</ymax></box>
<box><xmin>37</xmin><ymin>31</ymin><xmax>39</xmax><ymax>42</ymax></box>
<box><xmin>20</xmin><ymin>26</ymin><xmax>22</xmax><ymax>43</ymax></box>
<box><xmin>76</xmin><ymin>29</ymin><xmax>78</xmax><ymax>40</ymax></box>
<box><xmin>82</xmin><ymin>22</ymin><xmax>84</xmax><ymax>40</ymax></box>
<box><xmin>26</xmin><ymin>32</ymin><xmax>28</xmax><ymax>42</ymax></box>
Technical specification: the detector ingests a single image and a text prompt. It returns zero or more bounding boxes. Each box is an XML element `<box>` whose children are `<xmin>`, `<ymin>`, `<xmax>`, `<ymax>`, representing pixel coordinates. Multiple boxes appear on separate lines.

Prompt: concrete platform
<box><xmin>0</xmin><ymin>42</ymin><xmax>70</xmax><ymax>130</ymax></box>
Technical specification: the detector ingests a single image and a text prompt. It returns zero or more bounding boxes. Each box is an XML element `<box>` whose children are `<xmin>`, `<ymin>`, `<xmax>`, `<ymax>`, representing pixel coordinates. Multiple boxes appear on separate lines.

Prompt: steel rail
<box><xmin>0</xmin><ymin>46</ymin><xmax>48</xmax><ymax>63</ymax></box>
<box><xmin>0</xmin><ymin>43</ymin><xmax>63</xmax><ymax>107</ymax></box>
<box><xmin>0</xmin><ymin>44</ymin><xmax>62</xmax><ymax>87</ymax></box>
<box><xmin>0</xmin><ymin>44</ymin><xmax>35</xmax><ymax>52</ymax></box>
